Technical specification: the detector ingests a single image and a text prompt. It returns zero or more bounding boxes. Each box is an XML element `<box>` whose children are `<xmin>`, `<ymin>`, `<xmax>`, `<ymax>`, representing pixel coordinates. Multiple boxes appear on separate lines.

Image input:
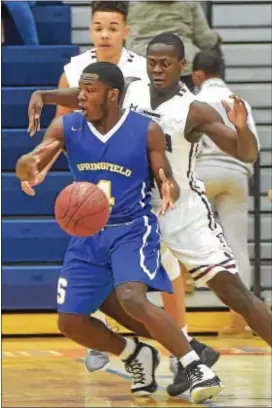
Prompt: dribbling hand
<box><xmin>159</xmin><ymin>168</ymin><xmax>180</xmax><ymax>215</ymax></box>
<box><xmin>21</xmin><ymin>171</ymin><xmax>47</xmax><ymax>196</ymax></box>
<box><xmin>27</xmin><ymin>91</ymin><xmax>43</xmax><ymax>137</ymax></box>
<box><xmin>221</xmin><ymin>95</ymin><xmax>248</xmax><ymax>130</ymax></box>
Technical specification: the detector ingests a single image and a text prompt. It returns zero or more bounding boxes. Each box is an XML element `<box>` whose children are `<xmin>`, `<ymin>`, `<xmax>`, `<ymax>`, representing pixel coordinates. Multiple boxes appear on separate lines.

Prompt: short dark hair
<box><xmin>147</xmin><ymin>32</ymin><xmax>185</xmax><ymax>60</ymax></box>
<box><xmin>91</xmin><ymin>1</ymin><xmax>129</xmax><ymax>21</ymax></box>
<box><xmin>193</xmin><ymin>51</ymin><xmax>222</xmax><ymax>75</ymax></box>
<box><xmin>82</xmin><ymin>62</ymin><xmax>125</xmax><ymax>95</ymax></box>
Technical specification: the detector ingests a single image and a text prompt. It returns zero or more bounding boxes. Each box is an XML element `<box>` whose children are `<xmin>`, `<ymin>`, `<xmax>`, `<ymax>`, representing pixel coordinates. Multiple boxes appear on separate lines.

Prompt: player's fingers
<box><xmin>221</xmin><ymin>99</ymin><xmax>231</xmax><ymax>112</ymax></box>
<box><xmin>27</xmin><ymin>117</ymin><xmax>33</xmax><ymax>134</ymax></box>
<box><xmin>159</xmin><ymin>168</ymin><xmax>167</xmax><ymax>183</ymax></box>
<box><xmin>230</xmin><ymin>94</ymin><xmax>245</xmax><ymax>107</ymax></box>
<box><xmin>35</xmin><ymin>114</ymin><xmax>41</xmax><ymax>132</ymax></box>
<box><xmin>30</xmin><ymin>116</ymin><xmax>40</xmax><ymax>137</ymax></box>
<box><xmin>21</xmin><ymin>181</ymin><xmax>36</xmax><ymax>196</ymax></box>
<box><xmin>159</xmin><ymin>197</ymin><xmax>169</xmax><ymax>216</ymax></box>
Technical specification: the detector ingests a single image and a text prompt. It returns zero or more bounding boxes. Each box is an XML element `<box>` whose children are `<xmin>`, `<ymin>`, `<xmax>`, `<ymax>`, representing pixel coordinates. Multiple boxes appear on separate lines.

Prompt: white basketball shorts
<box><xmin>158</xmin><ymin>187</ymin><xmax>238</xmax><ymax>287</ymax></box>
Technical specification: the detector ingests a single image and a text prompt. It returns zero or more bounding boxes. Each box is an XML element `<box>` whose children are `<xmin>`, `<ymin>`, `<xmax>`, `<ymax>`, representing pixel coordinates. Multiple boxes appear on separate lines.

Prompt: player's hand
<box><xmin>221</xmin><ymin>95</ymin><xmax>248</xmax><ymax>130</ymax></box>
<box><xmin>16</xmin><ymin>155</ymin><xmax>41</xmax><ymax>184</ymax></box>
<box><xmin>268</xmin><ymin>189</ymin><xmax>272</xmax><ymax>202</ymax></box>
<box><xmin>159</xmin><ymin>168</ymin><xmax>180</xmax><ymax>215</ymax></box>
<box><xmin>21</xmin><ymin>171</ymin><xmax>47</xmax><ymax>196</ymax></box>
<box><xmin>27</xmin><ymin>91</ymin><xmax>43</xmax><ymax>137</ymax></box>
<box><xmin>16</xmin><ymin>140</ymin><xmax>59</xmax><ymax>183</ymax></box>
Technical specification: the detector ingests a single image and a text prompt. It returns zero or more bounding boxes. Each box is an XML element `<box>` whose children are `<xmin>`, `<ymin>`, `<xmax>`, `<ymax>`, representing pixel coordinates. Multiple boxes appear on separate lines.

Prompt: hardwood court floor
<box><xmin>2</xmin><ymin>336</ymin><xmax>271</xmax><ymax>407</ymax></box>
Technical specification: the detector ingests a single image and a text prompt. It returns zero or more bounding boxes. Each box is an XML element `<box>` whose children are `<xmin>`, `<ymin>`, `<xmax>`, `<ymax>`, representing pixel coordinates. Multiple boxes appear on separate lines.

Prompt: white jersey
<box><xmin>123</xmin><ymin>79</ymin><xmax>200</xmax><ymax>198</ymax></box>
<box><xmin>196</xmin><ymin>78</ymin><xmax>260</xmax><ymax>176</ymax></box>
<box><xmin>64</xmin><ymin>47</ymin><xmax>148</xmax><ymax>87</ymax></box>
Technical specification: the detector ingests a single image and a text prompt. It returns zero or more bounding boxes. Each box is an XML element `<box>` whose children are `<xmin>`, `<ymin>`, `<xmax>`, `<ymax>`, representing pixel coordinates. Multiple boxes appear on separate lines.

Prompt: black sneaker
<box><xmin>123</xmin><ymin>341</ymin><xmax>160</xmax><ymax>396</ymax></box>
<box><xmin>167</xmin><ymin>339</ymin><xmax>220</xmax><ymax>396</ymax></box>
<box><xmin>185</xmin><ymin>360</ymin><xmax>224</xmax><ymax>404</ymax></box>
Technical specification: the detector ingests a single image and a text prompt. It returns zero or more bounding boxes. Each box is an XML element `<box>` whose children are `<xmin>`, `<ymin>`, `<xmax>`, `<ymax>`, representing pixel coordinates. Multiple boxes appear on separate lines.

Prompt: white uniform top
<box><xmin>196</xmin><ymin>78</ymin><xmax>260</xmax><ymax>176</ymax></box>
<box><xmin>123</xmin><ymin>79</ymin><xmax>199</xmax><ymax>200</ymax></box>
<box><xmin>64</xmin><ymin>47</ymin><xmax>148</xmax><ymax>87</ymax></box>
<box><xmin>123</xmin><ymin>79</ymin><xmax>238</xmax><ymax>287</ymax></box>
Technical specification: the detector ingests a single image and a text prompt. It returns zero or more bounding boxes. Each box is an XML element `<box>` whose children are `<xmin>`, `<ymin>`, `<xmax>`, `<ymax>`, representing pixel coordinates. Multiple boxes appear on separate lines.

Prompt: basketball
<box><xmin>54</xmin><ymin>182</ymin><xmax>110</xmax><ymax>237</ymax></box>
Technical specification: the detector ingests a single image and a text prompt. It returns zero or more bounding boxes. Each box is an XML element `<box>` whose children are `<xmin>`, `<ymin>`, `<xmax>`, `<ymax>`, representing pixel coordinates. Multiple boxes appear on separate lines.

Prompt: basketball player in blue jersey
<box><xmin>25</xmin><ymin>34</ymin><xmax>271</xmax><ymax>398</ymax></box>
<box><xmin>16</xmin><ymin>62</ymin><xmax>224</xmax><ymax>403</ymax></box>
<box><xmin>24</xmin><ymin>1</ymin><xmax>217</xmax><ymax>376</ymax></box>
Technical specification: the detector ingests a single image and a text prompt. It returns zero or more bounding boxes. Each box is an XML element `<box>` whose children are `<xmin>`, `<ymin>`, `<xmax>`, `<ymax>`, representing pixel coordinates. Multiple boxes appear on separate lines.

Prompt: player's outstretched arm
<box><xmin>147</xmin><ymin>121</ymin><xmax>180</xmax><ymax>214</ymax></box>
<box><xmin>28</xmin><ymin>86</ymin><xmax>79</xmax><ymax>136</ymax></box>
<box><xmin>185</xmin><ymin>96</ymin><xmax>259</xmax><ymax>163</ymax></box>
<box><xmin>16</xmin><ymin>117</ymin><xmax>65</xmax><ymax>193</ymax></box>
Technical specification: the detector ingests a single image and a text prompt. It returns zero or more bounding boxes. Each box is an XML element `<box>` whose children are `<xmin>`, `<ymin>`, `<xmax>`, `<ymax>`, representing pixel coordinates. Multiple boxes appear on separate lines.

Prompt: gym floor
<box><xmin>2</xmin><ymin>336</ymin><xmax>271</xmax><ymax>407</ymax></box>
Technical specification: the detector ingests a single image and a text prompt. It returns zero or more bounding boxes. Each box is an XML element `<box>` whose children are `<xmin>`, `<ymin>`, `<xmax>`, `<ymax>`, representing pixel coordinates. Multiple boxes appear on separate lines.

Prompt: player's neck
<box><xmin>91</xmin><ymin>108</ymin><xmax>124</xmax><ymax>135</ymax></box>
<box><xmin>149</xmin><ymin>82</ymin><xmax>180</xmax><ymax>110</ymax></box>
<box><xmin>96</xmin><ymin>49</ymin><xmax>122</xmax><ymax>66</ymax></box>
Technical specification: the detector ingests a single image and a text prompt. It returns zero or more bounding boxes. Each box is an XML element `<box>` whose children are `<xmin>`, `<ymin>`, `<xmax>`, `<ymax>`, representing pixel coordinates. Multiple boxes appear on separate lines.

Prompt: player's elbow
<box><xmin>238</xmin><ymin>150</ymin><xmax>258</xmax><ymax>164</ymax></box>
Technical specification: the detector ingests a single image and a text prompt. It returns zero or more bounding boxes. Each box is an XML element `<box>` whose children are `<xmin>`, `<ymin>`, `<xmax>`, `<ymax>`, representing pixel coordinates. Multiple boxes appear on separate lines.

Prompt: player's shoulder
<box><xmin>122</xmin><ymin>48</ymin><xmax>148</xmax><ymax>80</ymax></box>
<box><xmin>128</xmin><ymin>108</ymin><xmax>151</xmax><ymax>122</ymax></box>
<box><xmin>67</xmin><ymin>48</ymin><xmax>97</xmax><ymax>68</ymax></box>
<box><xmin>62</xmin><ymin>111</ymin><xmax>85</xmax><ymax>128</ymax></box>
<box><xmin>125</xmin><ymin>48</ymin><xmax>146</xmax><ymax>64</ymax></box>
<box><xmin>127</xmin><ymin>77</ymin><xmax>149</xmax><ymax>92</ymax></box>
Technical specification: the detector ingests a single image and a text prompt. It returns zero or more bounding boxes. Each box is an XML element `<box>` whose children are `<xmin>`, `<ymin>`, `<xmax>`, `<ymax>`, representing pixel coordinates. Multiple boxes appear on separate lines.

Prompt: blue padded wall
<box><xmin>2</xmin><ymin>173</ymin><xmax>73</xmax><ymax>215</ymax></box>
<box><xmin>1</xmin><ymin>130</ymin><xmax>69</xmax><ymax>171</ymax></box>
<box><xmin>2</xmin><ymin>46</ymin><xmax>79</xmax><ymax>85</ymax></box>
<box><xmin>2</xmin><ymin>3</ymin><xmax>79</xmax><ymax>311</ymax></box>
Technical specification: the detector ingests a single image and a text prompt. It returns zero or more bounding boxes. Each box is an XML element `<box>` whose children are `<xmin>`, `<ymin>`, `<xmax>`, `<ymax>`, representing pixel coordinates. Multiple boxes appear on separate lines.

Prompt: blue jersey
<box><xmin>62</xmin><ymin>110</ymin><xmax>153</xmax><ymax>224</ymax></box>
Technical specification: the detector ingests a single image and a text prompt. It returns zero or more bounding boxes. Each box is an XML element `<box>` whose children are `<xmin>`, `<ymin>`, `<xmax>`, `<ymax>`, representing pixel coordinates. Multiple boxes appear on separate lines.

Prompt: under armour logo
<box><xmin>71</xmin><ymin>126</ymin><xmax>82</xmax><ymax>131</ymax></box>
<box><xmin>129</xmin><ymin>103</ymin><xmax>138</xmax><ymax>111</ymax></box>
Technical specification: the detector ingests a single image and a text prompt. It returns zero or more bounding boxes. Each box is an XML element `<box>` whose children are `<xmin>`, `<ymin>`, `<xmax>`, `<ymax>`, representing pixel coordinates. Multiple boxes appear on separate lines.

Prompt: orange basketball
<box><xmin>54</xmin><ymin>182</ymin><xmax>110</xmax><ymax>237</ymax></box>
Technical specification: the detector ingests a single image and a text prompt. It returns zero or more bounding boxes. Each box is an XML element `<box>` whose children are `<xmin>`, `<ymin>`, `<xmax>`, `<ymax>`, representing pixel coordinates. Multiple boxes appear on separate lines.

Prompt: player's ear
<box><xmin>192</xmin><ymin>70</ymin><xmax>205</xmax><ymax>88</ymax></box>
<box><xmin>180</xmin><ymin>57</ymin><xmax>186</xmax><ymax>71</ymax></box>
<box><xmin>124</xmin><ymin>24</ymin><xmax>130</xmax><ymax>39</ymax></box>
<box><xmin>108</xmin><ymin>89</ymin><xmax>119</xmax><ymax>103</ymax></box>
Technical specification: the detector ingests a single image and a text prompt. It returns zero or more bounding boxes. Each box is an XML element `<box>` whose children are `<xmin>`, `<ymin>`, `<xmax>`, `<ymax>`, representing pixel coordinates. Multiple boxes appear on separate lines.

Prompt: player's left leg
<box><xmin>111</xmin><ymin>214</ymin><xmax>224</xmax><ymax>403</ymax></box>
<box><xmin>160</xmin><ymin>247</ymin><xmax>219</xmax><ymax>376</ymax></box>
<box><xmin>57</xmin><ymin>237</ymin><xmax>162</xmax><ymax>397</ymax></box>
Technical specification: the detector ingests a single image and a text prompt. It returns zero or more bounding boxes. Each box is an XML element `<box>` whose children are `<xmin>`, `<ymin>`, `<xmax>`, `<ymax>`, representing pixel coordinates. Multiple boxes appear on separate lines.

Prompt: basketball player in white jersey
<box><xmin>23</xmin><ymin>2</ymin><xmax>218</xmax><ymax>378</ymax></box>
<box><xmin>25</xmin><ymin>33</ymin><xmax>271</xmax><ymax>396</ymax></box>
<box><xmin>192</xmin><ymin>50</ymin><xmax>260</xmax><ymax>337</ymax></box>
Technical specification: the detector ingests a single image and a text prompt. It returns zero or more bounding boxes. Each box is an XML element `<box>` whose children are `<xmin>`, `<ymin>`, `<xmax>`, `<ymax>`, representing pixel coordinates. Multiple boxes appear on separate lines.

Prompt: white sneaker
<box><xmin>123</xmin><ymin>341</ymin><xmax>160</xmax><ymax>396</ymax></box>
<box><xmin>185</xmin><ymin>360</ymin><xmax>224</xmax><ymax>404</ymax></box>
<box><xmin>84</xmin><ymin>349</ymin><xmax>110</xmax><ymax>372</ymax></box>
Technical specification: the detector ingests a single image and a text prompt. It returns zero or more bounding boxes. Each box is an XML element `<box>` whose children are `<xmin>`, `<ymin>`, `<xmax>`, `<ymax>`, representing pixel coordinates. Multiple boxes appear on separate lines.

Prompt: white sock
<box><xmin>181</xmin><ymin>326</ymin><xmax>193</xmax><ymax>342</ymax></box>
<box><xmin>119</xmin><ymin>338</ymin><xmax>137</xmax><ymax>360</ymax></box>
<box><xmin>180</xmin><ymin>350</ymin><xmax>200</xmax><ymax>368</ymax></box>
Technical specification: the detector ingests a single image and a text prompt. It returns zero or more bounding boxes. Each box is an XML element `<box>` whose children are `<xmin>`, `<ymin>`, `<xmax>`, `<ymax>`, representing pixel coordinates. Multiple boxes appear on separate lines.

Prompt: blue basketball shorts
<box><xmin>57</xmin><ymin>213</ymin><xmax>173</xmax><ymax>314</ymax></box>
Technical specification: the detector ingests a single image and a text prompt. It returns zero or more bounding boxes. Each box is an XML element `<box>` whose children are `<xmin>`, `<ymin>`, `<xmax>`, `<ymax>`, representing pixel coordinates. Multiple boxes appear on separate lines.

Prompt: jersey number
<box><xmin>57</xmin><ymin>277</ymin><xmax>68</xmax><ymax>305</ymax></box>
<box><xmin>97</xmin><ymin>180</ymin><xmax>115</xmax><ymax>206</ymax></box>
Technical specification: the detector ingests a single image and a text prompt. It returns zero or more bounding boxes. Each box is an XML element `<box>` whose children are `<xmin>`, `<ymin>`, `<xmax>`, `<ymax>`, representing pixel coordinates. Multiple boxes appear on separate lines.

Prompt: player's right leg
<box><xmin>57</xmin><ymin>236</ymin><xmax>162</xmax><ymax>396</ymax></box>
<box><xmin>197</xmin><ymin>162</ymin><xmax>253</xmax><ymax>336</ymax></box>
<box><xmin>162</xmin><ymin>192</ymin><xmax>272</xmax><ymax>348</ymax></box>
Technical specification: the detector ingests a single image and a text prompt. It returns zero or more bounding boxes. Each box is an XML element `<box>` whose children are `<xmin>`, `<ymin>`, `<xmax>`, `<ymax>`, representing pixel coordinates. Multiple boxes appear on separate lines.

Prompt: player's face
<box><xmin>147</xmin><ymin>44</ymin><xmax>186</xmax><ymax>91</ymax></box>
<box><xmin>90</xmin><ymin>12</ymin><xmax>130</xmax><ymax>59</ymax></box>
<box><xmin>78</xmin><ymin>77</ymin><xmax>109</xmax><ymax>122</ymax></box>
